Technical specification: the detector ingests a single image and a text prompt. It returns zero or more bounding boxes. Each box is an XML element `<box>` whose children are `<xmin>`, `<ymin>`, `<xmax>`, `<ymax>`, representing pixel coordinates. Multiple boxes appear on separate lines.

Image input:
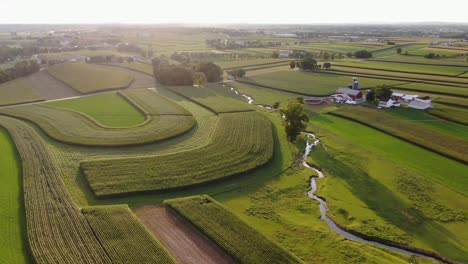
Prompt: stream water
<box><xmin>301</xmin><ymin>133</ymin><xmax>436</xmax><ymax>260</ymax></box>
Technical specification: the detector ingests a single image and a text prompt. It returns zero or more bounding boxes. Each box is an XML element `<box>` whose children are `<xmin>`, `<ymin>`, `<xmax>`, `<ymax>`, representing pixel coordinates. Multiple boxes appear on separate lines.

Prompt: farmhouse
<box><xmin>392</xmin><ymin>92</ymin><xmax>418</xmax><ymax>103</ymax></box>
<box><xmin>335</xmin><ymin>87</ymin><xmax>364</xmax><ymax>103</ymax></box>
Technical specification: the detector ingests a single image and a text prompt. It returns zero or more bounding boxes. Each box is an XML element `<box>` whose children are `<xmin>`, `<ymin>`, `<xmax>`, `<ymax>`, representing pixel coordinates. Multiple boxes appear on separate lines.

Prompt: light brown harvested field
<box><xmin>30</xmin><ymin>70</ymin><xmax>81</xmax><ymax>100</ymax></box>
<box><xmin>103</xmin><ymin>65</ymin><xmax>156</xmax><ymax>89</ymax></box>
<box><xmin>133</xmin><ymin>205</ymin><xmax>236</xmax><ymax>264</ymax></box>
<box><xmin>246</xmin><ymin>65</ymin><xmax>291</xmax><ymax>77</ymax></box>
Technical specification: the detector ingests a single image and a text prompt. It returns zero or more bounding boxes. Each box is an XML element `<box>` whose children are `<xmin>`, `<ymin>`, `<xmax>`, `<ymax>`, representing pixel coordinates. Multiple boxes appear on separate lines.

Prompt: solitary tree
<box><xmin>396</xmin><ymin>48</ymin><xmax>402</xmax><ymax>54</ymax></box>
<box><xmin>323</xmin><ymin>62</ymin><xmax>331</xmax><ymax>69</ymax></box>
<box><xmin>280</xmin><ymin>101</ymin><xmax>309</xmax><ymax>142</ymax></box>
<box><xmin>289</xmin><ymin>61</ymin><xmax>296</xmax><ymax>69</ymax></box>
<box><xmin>366</xmin><ymin>89</ymin><xmax>376</xmax><ymax>102</ymax></box>
<box><xmin>299</xmin><ymin>56</ymin><xmax>318</xmax><ymax>70</ymax></box>
<box><xmin>192</xmin><ymin>72</ymin><xmax>207</xmax><ymax>87</ymax></box>
<box><xmin>375</xmin><ymin>84</ymin><xmax>393</xmax><ymax>101</ymax></box>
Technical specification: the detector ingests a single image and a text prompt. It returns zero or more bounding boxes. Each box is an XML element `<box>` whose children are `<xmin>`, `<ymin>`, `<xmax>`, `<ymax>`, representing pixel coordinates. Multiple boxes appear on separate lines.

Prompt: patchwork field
<box><xmin>46</xmin><ymin>63</ymin><xmax>134</xmax><ymax>93</ymax></box>
<box><xmin>241</xmin><ymin>70</ymin><xmax>404</xmax><ymax>95</ymax></box>
<box><xmin>0</xmin><ymin>89</ymin><xmax>196</xmax><ymax>146</ymax></box>
<box><xmin>80</xmin><ymin>112</ymin><xmax>274</xmax><ymax>197</ymax></box>
<box><xmin>0</xmin><ymin>77</ymin><xmax>44</xmax><ymax>106</ymax></box>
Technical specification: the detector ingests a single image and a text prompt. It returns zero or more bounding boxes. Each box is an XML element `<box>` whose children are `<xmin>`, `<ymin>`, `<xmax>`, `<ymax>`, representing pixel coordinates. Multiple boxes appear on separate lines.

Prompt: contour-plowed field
<box><xmin>133</xmin><ymin>205</ymin><xmax>236</xmax><ymax>264</ymax></box>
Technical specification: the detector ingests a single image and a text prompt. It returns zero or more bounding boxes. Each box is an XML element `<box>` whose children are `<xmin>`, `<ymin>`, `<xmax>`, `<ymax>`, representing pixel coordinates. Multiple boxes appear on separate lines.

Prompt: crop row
<box><xmin>0</xmin><ymin>116</ymin><xmax>112</xmax><ymax>263</ymax></box>
<box><xmin>80</xmin><ymin>112</ymin><xmax>274</xmax><ymax>197</ymax></box>
<box><xmin>46</xmin><ymin>63</ymin><xmax>135</xmax><ymax>94</ymax></box>
<box><xmin>428</xmin><ymin>107</ymin><xmax>468</xmax><ymax>126</ymax></box>
<box><xmin>0</xmin><ymin>89</ymin><xmax>196</xmax><ymax>146</ymax></box>
<box><xmin>167</xmin><ymin>85</ymin><xmax>255</xmax><ymax>114</ymax></box>
<box><xmin>166</xmin><ymin>195</ymin><xmax>303</xmax><ymax>264</ymax></box>
<box><xmin>82</xmin><ymin>205</ymin><xmax>176</xmax><ymax>263</ymax></box>
<box><xmin>330</xmin><ymin>107</ymin><xmax>468</xmax><ymax>164</ymax></box>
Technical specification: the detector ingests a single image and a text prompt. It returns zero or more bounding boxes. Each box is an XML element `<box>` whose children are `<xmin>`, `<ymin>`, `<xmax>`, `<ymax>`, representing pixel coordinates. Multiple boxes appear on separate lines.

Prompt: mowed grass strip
<box><xmin>46</xmin><ymin>63</ymin><xmax>134</xmax><ymax>93</ymax></box>
<box><xmin>0</xmin><ymin>116</ymin><xmax>111</xmax><ymax>263</ymax></box>
<box><xmin>243</xmin><ymin>70</ymin><xmax>404</xmax><ymax>96</ymax></box>
<box><xmin>391</xmin><ymin>82</ymin><xmax>468</xmax><ymax>97</ymax></box>
<box><xmin>80</xmin><ymin>112</ymin><xmax>273</xmax><ymax>197</ymax></box>
<box><xmin>82</xmin><ymin>205</ymin><xmax>176</xmax><ymax>264</ymax></box>
<box><xmin>0</xmin><ymin>77</ymin><xmax>44</xmax><ymax>106</ymax></box>
<box><xmin>166</xmin><ymin>195</ymin><xmax>303</xmax><ymax>264</ymax></box>
<box><xmin>0</xmin><ymin>128</ymin><xmax>28</xmax><ymax>264</ymax></box>
<box><xmin>330</xmin><ymin>106</ymin><xmax>468</xmax><ymax>164</ymax></box>
<box><xmin>0</xmin><ymin>89</ymin><xmax>196</xmax><ymax>146</ymax></box>
<box><xmin>428</xmin><ymin>107</ymin><xmax>468</xmax><ymax>126</ymax></box>
<box><xmin>46</xmin><ymin>92</ymin><xmax>146</xmax><ymax>127</ymax></box>
<box><xmin>167</xmin><ymin>85</ymin><xmax>255</xmax><ymax>114</ymax></box>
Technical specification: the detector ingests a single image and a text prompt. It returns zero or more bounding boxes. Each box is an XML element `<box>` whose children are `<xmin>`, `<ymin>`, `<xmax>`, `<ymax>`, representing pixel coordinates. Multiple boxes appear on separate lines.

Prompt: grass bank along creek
<box><xmin>301</xmin><ymin>132</ymin><xmax>453</xmax><ymax>263</ymax></box>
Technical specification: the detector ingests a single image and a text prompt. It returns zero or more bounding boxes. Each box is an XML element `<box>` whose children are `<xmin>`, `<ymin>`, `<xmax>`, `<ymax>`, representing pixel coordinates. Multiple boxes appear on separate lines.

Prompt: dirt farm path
<box><xmin>133</xmin><ymin>205</ymin><xmax>236</xmax><ymax>264</ymax></box>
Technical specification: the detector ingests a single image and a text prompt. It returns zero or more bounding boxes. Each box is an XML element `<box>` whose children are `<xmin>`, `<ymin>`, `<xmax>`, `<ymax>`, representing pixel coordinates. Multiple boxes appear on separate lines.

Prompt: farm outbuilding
<box><xmin>408</xmin><ymin>98</ymin><xmax>433</xmax><ymax>110</ymax></box>
<box><xmin>336</xmin><ymin>87</ymin><xmax>364</xmax><ymax>102</ymax></box>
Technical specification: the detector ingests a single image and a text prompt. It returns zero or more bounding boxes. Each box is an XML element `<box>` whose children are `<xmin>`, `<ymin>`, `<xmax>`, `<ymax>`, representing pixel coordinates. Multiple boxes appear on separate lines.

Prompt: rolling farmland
<box><xmin>80</xmin><ymin>112</ymin><xmax>274</xmax><ymax>196</ymax></box>
<box><xmin>166</xmin><ymin>195</ymin><xmax>303</xmax><ymax>264</ymax></box>
<box><xmin>0</xmin><ymin>77</ymin><xmax>44</xmax><ymax>106</ymax></box>
<box><xmin>46</xmin><ymin>63</ymin><xmax>134</xmax><ymax>93</ymax></box>
<box><xmin>0</xmin><ymin>89</ymin><xmax>196</xmax><ymax>146</ymax></box>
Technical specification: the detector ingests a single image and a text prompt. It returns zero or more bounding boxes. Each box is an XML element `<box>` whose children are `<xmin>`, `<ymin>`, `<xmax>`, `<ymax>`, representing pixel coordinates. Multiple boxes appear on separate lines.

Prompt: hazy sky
<box><xmin>2</xmin><ymin>0</ymin><xmax>467</xmax><ymax>24</ymax></box>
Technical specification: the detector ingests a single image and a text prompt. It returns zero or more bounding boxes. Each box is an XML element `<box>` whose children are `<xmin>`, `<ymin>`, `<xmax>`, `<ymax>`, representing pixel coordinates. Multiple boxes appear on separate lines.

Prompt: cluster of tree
<box><xmin>0</xmin><ymin>45</ymin><xmax>42</xmax><ymax>63</ymax></box>
<box><xmin>86</xmin><ymin>55</ymin><xmax>134</xmax><ymax>63</ymax></box>
<box><xmin>206</xmin><ymin>39</ymin><xmax>283</xmax><ymax>50</ymax></box>
<box><xmin>424</xmin><ymin>53</ymin><xmax>447</xmax><ymax>59</ymax></box>
<box><xmin>152</xmin><ymin>57</ymin><xmax>222</xmax><ymax>86</ymax></box>
<box><xmin>353</xmin><ymin>50</ymin><xmax>373</xmax><ymax>58</ymax></box>
<box><xmin>0</xmin><ymin>60</ymin><xmax>40</xmax><ymax>84</ymax></box>
<box><xmin>290</xmin><ymin>58</ymin><xmax>331</xmax><ymax>70</ymax></box>
<box><xmin>366</xmin><ymin>85</ymin><xmax>393</xmax><ymax>102</ymax></box>
<box><xmin>117</xmin><ymin>43</ymin><xmax>142</xmax><ymax>53</ymax></box>
<box><xmin>226</xmin><ymin>69</ymin><xmax>246</xmax><ymax>79</ymax></box>
<box><xmin>280</xmin><ymin>97</ymin><xmax>309</xmax><ymax>142</ymax></box>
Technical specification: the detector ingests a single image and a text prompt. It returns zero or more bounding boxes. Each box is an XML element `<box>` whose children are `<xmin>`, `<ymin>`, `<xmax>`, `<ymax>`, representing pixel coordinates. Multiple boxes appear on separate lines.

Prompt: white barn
<box><xmin>408</xmin><ymin>98</ymin><xmax>433</xmax><ymax>110</ymax></box>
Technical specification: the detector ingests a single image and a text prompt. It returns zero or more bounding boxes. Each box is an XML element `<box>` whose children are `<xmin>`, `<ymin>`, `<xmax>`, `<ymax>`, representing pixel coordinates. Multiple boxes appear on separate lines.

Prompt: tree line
<box><xmin>0</xmin><ymin>60</ymin><xmax>40</xmax><ymax>84</ymax></box>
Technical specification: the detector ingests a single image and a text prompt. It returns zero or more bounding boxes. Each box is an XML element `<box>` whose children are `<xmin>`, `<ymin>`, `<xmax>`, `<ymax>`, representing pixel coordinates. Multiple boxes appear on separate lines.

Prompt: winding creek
<box><xmin>223</xmin><ymin>82</ymin><xmax>448</xmax><ymax>262</ymax></box>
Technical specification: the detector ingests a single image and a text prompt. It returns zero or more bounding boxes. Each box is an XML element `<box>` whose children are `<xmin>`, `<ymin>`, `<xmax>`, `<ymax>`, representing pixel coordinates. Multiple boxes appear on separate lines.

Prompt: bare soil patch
<box><xmin>133</xmin><ymin>205</ymin><xmax>236</xmax><ymax>264</ymax></box>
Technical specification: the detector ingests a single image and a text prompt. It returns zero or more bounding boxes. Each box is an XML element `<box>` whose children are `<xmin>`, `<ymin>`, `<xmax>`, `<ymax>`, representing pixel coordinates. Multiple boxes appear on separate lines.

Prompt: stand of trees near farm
<box><xmin>0</xmin><ymin>60</ymin><xmax>39</xmax><ymax>84</ymax></box>
<box><xmin>152</xmin><ymin>57</ymin><xmax>222</xmax><ymax>86</ymax></box>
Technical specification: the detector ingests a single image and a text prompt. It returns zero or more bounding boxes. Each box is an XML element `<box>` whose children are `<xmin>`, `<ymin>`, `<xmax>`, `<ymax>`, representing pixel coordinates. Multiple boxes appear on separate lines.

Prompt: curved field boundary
<box><xmin>82</xmin><ymin>205</ymin><xmax>176</xmax><ymax>263</ymax></box>
<box><xmin>0</xmin><ymin>89</ymin><xmax>196</xmax><ymax>147</ymax></box>
<box><xmin>328</xmin><ymin>110</ymin><xmax>468</xmax><ymax>165</ymax></box>
<box><xmin>165</xmin><ymin>195</ymin><xmax>304</xmax><ymax>264</ymax></box>
<box><xmin>80</xmin><ymin>112</ymin><xmax>274</xmax><ymax>197</ymax></box>
<box><xmin>100</xmin><ymin>63</ymin><xmax>154</xmax><ymax>77</ymax></box>
<box><xmin>0</xmin><ymin>116</ymin><xmax>112</xmax><ymax>263</ymax></box>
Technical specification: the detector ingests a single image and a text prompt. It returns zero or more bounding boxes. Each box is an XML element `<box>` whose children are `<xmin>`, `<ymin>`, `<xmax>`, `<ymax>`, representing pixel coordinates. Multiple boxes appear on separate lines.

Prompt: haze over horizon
<box><xmin>2</xmin><ymin>0</ymin><xmax>467</xmax><ymax>24</ymax></box>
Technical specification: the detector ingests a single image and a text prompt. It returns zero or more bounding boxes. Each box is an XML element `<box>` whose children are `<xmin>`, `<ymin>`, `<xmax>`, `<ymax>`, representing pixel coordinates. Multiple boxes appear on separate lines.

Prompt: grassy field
<box><xmin>166</xmin><ymin>195</ymin><xmax>303</xmax><ymax>264</ymax></box>
<box><xmin>0</xmin><ymin>116</ymin><xmax>112</xmax><ymax>263</ymax></box>
<box><xmin>46</xmin><ymin>92</ymin><xmax>146</xmax><ymax>127</ymax></box>
<box><xmin>227</xmin><ymin>82</ymin><xmax>299</xmax><ymax>106</ymax></box>
<box><xmin>214</xmin><ymin>58</ymin><xmax>292</xmax><ymax>69</ymax></box>
<box><xmin>391</xmin><ymin>82</ymin><xmax>468</xmax><ymax>97</ymax></box>
<box><xmin>433</xmin><ymin>96</ymin><xmax>468</xmax><ymax>108</ymax></box>
<box><xmin>427</xmin><ymin>107</ymin><xmax>468</xmax><ymax>126</ymax></box>
<box><xmin>0</xmin><ymin>128</ymin><xmax>28</xmax><ymax>264</ymax></box>
<box><xmin>408</xmin><ymin>47</ymin><xmax>466</xmax><ymax>57</ymax></box>
<box><xmin>0</xmin><ymin>89</ymin><xmax>196</xmax><ymax>146</ymax></box>
<box><xmin>105</xmin><ymin>62</ymin><xmax>154</xmax><ymax>75</ymax></box>
<box><xmin>330</xmin><ymin>106</ymin><xmax>468</xmax><ymax>164</ymax></box>
<box><xmin>385</xmin><ymin>107</ymin><xmax>467</xmax><ymax>140</ymax></box>
<box><xmin>82</xmin><ymin>205</ymin><xmax>176</xmax><ymax>263</ymax></box>
<box><xmin>80</xmin><ymin>112</ymin><xmax>273</xmax><ymax>197</ymax></box>
<box><xmin>242</xmin><ymin>70</ymin><xmax>404</xmax><ymax>95</ymax></box>
<box><xmin>332</xmin><ymin>60</ymin><xmax>468</xmax><ymax>76</ymax></box>
<box><xmin>167</xmin><ymin>85</ymin><xmax>255</xmax><ymax>114</ymax></box>
<box><xmin>305</xmin><ymin>114</ymin><xmax>468</xmax><ymax>262</ymax></box>
<box><xmin>0</xmin><ymin>77</ymin><xmax>44</xmax><ymax>106</ymax></box>
<box><xmin>46</xmin><ymin>63</ymin><xmax>134</xmax><ymax>93</ymax></box>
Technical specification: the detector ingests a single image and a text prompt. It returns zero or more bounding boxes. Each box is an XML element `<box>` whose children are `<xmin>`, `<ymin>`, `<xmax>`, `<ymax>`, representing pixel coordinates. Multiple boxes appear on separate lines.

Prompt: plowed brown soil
<box><xmin>133</xmin><ymin>205</ymin><xmax>236</xmax><ymax>264</ymax></box>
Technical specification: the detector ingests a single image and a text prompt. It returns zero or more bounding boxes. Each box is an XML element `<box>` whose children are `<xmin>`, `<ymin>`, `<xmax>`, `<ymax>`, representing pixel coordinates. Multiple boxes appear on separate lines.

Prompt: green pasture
<box><xmin>46</xmin><ymin>92</ymin><xmax>146</xmax><ymax>127</ymax></box>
